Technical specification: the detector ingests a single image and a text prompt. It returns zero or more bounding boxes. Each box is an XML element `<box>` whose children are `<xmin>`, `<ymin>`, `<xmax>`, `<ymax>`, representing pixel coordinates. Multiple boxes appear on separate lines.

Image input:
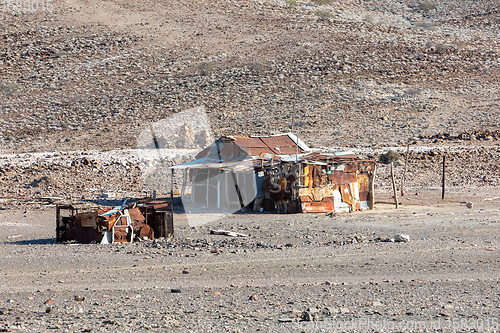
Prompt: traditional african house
<box><xmin>171</xmin><ymin>133</ymin><xmax>377</xmax><ymax>213</ymax></box>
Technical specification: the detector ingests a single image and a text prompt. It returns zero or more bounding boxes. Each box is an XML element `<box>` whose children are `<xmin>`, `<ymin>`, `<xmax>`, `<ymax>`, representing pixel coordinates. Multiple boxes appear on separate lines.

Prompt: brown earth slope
<box><xmin>0</xmin><ymin>0</ymin><xmax>499</xmax><ymax>152</ymax></box>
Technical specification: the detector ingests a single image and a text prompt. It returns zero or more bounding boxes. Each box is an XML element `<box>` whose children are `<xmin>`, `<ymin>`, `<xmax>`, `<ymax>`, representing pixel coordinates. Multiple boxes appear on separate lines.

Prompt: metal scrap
<box><xmin>210</xmin><ymin>229</ymin><xmax>250</xmax><ymax>237</ymax></box>
<box><xmin>56</xmin><ymin>199</ymin><xmax>173</xmax><ymax>244</ymax></box>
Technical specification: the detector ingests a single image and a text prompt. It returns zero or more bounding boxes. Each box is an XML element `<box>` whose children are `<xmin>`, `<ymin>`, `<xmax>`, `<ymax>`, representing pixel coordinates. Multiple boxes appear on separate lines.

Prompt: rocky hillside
<box><xmin>1</xmin><ymin>0</ymin><xmax>499</xmax><ymax>152</ymax></box>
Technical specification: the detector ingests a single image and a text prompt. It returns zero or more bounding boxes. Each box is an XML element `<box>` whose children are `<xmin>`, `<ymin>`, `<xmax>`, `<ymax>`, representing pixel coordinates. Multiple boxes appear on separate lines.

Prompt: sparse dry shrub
<box><xmin>198</xmin><ymin>63</ymin><xmax>213</xmax><ymax>76</ymax></box>
<box><xmin>419</xmin><ymin>1</ymin><xmax>436</xmax><ymax>12</ymax></box>
<box><xmin>413</xmin><ymin>21</ymin><xmax>436</xmax><ymax>29</ymax></box>
<box><xmin>312</xmin><ymin>0</ymin><xmax>333</xmax><ymax>5</ymax></box>
<box><xmin>456</xmin><ymin>40</ymin><xmax>467</xmax><ymax>52</ymax></box>
<box><xmin>435</xmin><ymin>43</ymin><xmax>454</xmax><ymax>54</ymax></box>
<box><xmin>379</xmin><ymin>150</ymin><xmax>400</xmax><ymax>164</ymax></box>
<box><xmin>285</xmin><ymin>0</ymin><xmax>299</xmax><ymax>8</ymax></box>
<box><xmin>249</xmin><ymin>62</ymin><xmax>267</xmax><ymax>75</ymax></box>
<box><xmin>0</xmin><ymin>82</ymin><xmax>20</xmax><ymax>95</ymax></box>
<box><xmin>317</xmin><ymin>9</ymin><xmax>332</xmax><ymax>20</ymax></box>
<box><xmin>405</xmin><ymin>88</ymin><xmax>422</xmax><ymax>97</ymax></box>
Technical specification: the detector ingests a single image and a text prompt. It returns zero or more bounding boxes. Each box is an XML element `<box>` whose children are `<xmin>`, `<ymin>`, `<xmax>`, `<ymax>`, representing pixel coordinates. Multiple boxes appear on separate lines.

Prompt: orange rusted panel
<box><xmin>113</xmin><ymin>226</ymin><xmax>130</xmax><ymax>243</ymax></box>
<box><xmin>359</xmin><ymin>191</ymin><xmax>369</xmax><ymax>201</ymax></box>
<box><xmin>344</xmin><ymin>164</ymin><xmax>358</xmax><ymax>172</ymax></box>
<box><xmin>329</xmin><ymin>171</ymin><xmax>357</xmax><ymax>185</ymax></box>
<box><xmin>249</xmin><ymin>147</ymin><xmax>276</xmax><ymax>156</ymax></box>
<box><xmin>357</xmin><ymin>173</ymin><xmax>369</xmax><ymax>192</ymax></box>
<box><xmin>340</xmin><ymin>185</ymin><xmax>353</xmax><ymax>205</ymax></box>
<box><xmin>129</xmin><ymin>208</ymin><xmax>146</xmax><ymax>225</ymax></box>
<box><xmin>301</xmin><ymin>201</ymin><xmax>334</xmax><ymax>213</ymax></box>
<box><xmin>312</xmin><ymin>165</ymin><xmax>323</xmax><ymax>187</ymax></box>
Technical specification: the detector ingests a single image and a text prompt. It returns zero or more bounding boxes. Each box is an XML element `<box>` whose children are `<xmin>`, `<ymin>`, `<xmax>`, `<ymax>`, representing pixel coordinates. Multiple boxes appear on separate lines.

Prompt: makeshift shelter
<box><xmin>171</xmin><ymin>133</ymin><xmax>376</xmax><ymax>213</ymax></box>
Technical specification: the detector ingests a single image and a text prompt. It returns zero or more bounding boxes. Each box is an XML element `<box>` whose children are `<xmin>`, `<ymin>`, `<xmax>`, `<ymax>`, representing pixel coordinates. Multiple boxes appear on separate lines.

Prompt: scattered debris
<box><xmin>339</xmin><ymin>307</ymin><xmax>350</xmax><ymax>314</ymax></box>
<box><xmin>301</xmin><ymin>311</ymin><xmax>316</xmax><ymax>321</ymax></box>
<box><xmin>56</xmin><ymin>199</ymin><xmax>173</xmax><ymax>244</ymax></box>
<box><xmin>170</xmin><ymin>289</ymin><xmax>181</xmax><ymax>293</ymax></box>
<box><xmin>7</xmin><ymin>234</ymin><xmax>22</xmax><ymax>239</ymax></box>
<box><xmin>277</xmin><ymin>317</ymin><xmax>295</xmax><ymax>323</ymax></box>
<box><xmin>74</xmin><ymin>296</ymin><xmax>85</xmax><ymax>302</ymax></box>
<box><xmin>394</xmin><ymin>234</ymin><xmax>411</xmax><ymax>242</ymax></box>
<box><xmin>466</xmin><ymin>202</ymin><xmax>473</xmax><ymax>208</ymax></box>
<box><xmin>210</xmin><ymin>230</ymin><xmax>249</xmax><ymax>237</ymax></box>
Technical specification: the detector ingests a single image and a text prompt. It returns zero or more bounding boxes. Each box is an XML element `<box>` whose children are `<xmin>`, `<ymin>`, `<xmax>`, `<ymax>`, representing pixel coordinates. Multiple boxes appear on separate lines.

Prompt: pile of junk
<box><xmin>56</xmin><ymin>199</ymin><xmax>173</xmax><ymax>244</ymax></box>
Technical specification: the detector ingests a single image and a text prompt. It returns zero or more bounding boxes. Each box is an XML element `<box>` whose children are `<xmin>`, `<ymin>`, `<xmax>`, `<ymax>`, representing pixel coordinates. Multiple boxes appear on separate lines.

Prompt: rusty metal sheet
<box><xmin>128</xmin><ymin>208</ymin><xmax>146</xmax><ymax>225</ymax></box>
<box><xmin>139</xmin><ymin>224</ymin><xmax>154</xmax><ymax>239</ymax></box>
<box><xmin>249</xmin><ymin>147</ymin><xmax>276</xmax><ymax>157</ymax></box>
<box><xmin>359</xmin><ymin>191</ymin><xmax>369</xmax><ymax>201</ymax></box>
<box><xmin>115</xmin><ymin>215</ymin><xmax>128</xmax><ymax>226</ymax></box>
<box><xmin>357</xmin><ymin>174</ymin><xmax>369</xmax><ymax>192</ymax></box>
<box><xmin>233</xmin><ymin>137</ymin><xmax>268</xmax><ymax>148</ymax></box>
<box><xmin>76</xmin><ymin>211</ymin><xmax>98</xmax><ymax>228</ymax></box>
<box><xmin>113</xmin><ymin>226</ymin><xmax>130</xmax><ymax>243</ymax></box>
<box><xmin>328</xmin><ymin>171</ymin><xmax>357</xmax><ymax>185</ymax></box>
<box><xmin>142</xmin><ymin>201</ymin><xmax>171</xmax><ymax>210</ymax></box>
<box><xmin>301</xmin><ymin>201</ymin><xmax>334</xmax><ymax>212</ymax></box>
<box><xmin>340</xmin><ymin>185</ymin><xmax>353</xmax><ymax>205</ymax></box>
<box><xmin>260</xmin><ymin>136</ymin><xmax>304</xmax><ymax>155</ymax></box>
<box><xmin>219</xmin><ymin>141</ymin><xmax>240</xmax><ymax>159</ymax></box>
<box><xmin>56</xmin><ymin>200</ymin><xmax>174</xmax><ymax>244</ymax></box>
<box><xmin>344</xmin><ymin>164</ymin><xmax>358</xmax><ymax>172</ymax></box>
<box><xmin>311</xmin><ymin>186</ymin><xmax>335</xmax><ymax>202</ymax></box>
<box><xmin>301</xmin><ymin>152</ymin><xmax>360</xmax><ymax>162</ymax></box>
<box><xmin>260</xmin><ymin>135</ymin><xmax>296</xmax><ymax>148</ymax></box>
<box><xmin>311</xmin><ymin>165</ymin><xmax>323</xmax><ymax>187</ymax></box>
<box><xmin>300</xmin><ymin>195</ymin><xmax>312</xmax><ymax>202</ymax></box>
<box><xmin>273</xmin><ymin>146</ymin><xmax>301</xmax><ymax>155</ymax></box>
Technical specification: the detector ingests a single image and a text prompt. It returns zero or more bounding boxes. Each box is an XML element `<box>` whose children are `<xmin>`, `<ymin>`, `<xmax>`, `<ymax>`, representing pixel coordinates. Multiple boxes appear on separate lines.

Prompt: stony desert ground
<box><xmin>1</xmin><ymin>0</ymin><xmax>499</xmax><ymax>332</ymax></box>
<box><xmin>0</xmin><ymin>189</ymin><xmax>499</xmax><ymax>332</ymax></box>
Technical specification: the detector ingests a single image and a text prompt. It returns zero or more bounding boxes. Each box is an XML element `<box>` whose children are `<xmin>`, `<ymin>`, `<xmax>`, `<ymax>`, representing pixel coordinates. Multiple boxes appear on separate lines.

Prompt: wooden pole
<box><xmin>369</xmin><ymin>163</ymin><xmax>377</xmax><ymax>210</ymax></box>
<box><xmin>441</xmin><ymin>155</ymin><xmax>446</xmax><ymax>199</ymax></box>
<box><xmin>391</xmin><ymin>162</ymin><xmax>399</xmax><ymax>209</ymax></box>
<box><xmin>400</xmin><ymin>143</ymin><xmax>410</xmax><ymax>197</ymax></box>
<box><xmin>170</xmin><ymin>168</ymin><xmax>174</xmax><ymax>208</ymax></box>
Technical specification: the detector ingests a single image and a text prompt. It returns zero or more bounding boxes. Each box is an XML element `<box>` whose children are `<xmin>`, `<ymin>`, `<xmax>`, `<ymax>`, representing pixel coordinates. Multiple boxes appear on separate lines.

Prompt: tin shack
<box><xmin>172</xmin><ymin>133</ymin><xmax>376</xmax><ymax>213</ymax></box>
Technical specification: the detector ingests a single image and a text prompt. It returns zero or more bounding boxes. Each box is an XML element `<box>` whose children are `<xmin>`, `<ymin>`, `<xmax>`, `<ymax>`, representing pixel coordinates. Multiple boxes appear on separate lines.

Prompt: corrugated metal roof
<box><xmin>232</xmin><ymin>137</ymin><xmax>267</xmax><ymax>148</ymax></box>
<box><xmin>230</xmin><ymin>133</ymin><xmax>309</xmax><ymax>158</ymax></box>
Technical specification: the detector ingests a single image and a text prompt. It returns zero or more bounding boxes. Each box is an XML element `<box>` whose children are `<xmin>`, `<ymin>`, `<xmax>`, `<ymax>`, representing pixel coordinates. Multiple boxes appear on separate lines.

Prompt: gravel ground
<box><xmin>0</xmin><ymin>189</ymin><xmax>499</xmax><ymax>332</ymax></box>
<box><xmin>1</xmin><ymin>0</ymin><xmax>499</xmax><ymax>331</ymax></box>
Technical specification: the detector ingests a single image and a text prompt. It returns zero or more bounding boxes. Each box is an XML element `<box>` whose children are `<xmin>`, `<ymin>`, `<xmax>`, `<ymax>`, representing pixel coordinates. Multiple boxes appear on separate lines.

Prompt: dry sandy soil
<box><xmin>1</xmin><ymin>0</ymin><xmax>500</xmax><ymax>331</ymax></box>
<box><xmin>0</xmin><ymin>189</ymin><xmax>499</xmax><ymax>332</ymax></box>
